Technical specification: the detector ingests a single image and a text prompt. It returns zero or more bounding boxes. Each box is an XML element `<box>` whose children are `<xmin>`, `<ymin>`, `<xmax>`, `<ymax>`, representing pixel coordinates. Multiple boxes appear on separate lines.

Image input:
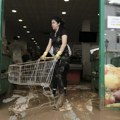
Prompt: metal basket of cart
<box><xmin>8</xmin><ymin>57</ymin><xmax>56</xmax><ymax>94</ymax></box>
<box><xmin>8</xmin><ymin>57</ymin><xmax>58</xmax><ymax>119</ymax></box>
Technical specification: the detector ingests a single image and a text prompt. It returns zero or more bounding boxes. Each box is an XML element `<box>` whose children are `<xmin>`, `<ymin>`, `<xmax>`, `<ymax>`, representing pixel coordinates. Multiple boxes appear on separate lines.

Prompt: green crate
<box><xmin>0</xmin><ymin>54</ymin><xmax>12</xmax><ymax>95</ymax></box>
<box><xmin>111</xmin><ymin>56</ymin><xmax>120</xmax><ymax>67</ymax></box>
<box><xmin>0</xmin><ymin>74</ymin><xmax>12</xmax><ymax>95</ymax></box>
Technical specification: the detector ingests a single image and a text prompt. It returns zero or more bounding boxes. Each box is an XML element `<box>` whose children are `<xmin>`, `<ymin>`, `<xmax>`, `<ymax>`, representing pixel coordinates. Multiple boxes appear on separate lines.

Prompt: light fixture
<box><xmin>17</xmin><ymin>36</ymin><xmax>20</xmax><ymax>38</ymax></box>
<box><xmin>31</xmin><ymin>38</ymin><xmax>35</xmax><ymax>40</ymax></box>
<box><xmin>98</xmin><ymin>14</ymin><xmax>100</xmax><ymax>16</ymax></box>
<box><xmin>26</xmin><ymin>31</ymin><xmax>30</xmax><ymax>33</ymax></box>
<box><xmin>18</xmin><ymin>19</ymin><xmax>23</xmax><ymax>22</ymax></box>
<box><xmin>33</xmin><ymin>40</ymin><xmax>36</xmax><ymax>42</ymax></box>
<box><xmin>64</xmin><ymin>0</ymin><xmax>69</xmax><ymax>2</ymax></box>
<box><xmin>12</xmin><ymin>10</ymin><xmax>17</xmax><ymax>13</ymax></box>
<box><xmin>23</xmin><ymin>26</ymin><xmax>27</xmax><ymax>28</ymax></box>
<box><xmin>62</xmin><ymin>11</ymin><xmax>66</xmax><ymax>15</ymax></box>
<box><xmin>35</xmin><ymin>42</ymin><xmax>37</xmax><ymax>45</ymax></box>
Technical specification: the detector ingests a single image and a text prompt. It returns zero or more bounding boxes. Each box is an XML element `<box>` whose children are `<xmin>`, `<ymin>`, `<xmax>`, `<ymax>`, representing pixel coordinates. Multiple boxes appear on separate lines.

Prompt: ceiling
<box><xmin>4</xmin><ymin>0</ymin><xmax>99</xmax><ymax>49</ymax></box>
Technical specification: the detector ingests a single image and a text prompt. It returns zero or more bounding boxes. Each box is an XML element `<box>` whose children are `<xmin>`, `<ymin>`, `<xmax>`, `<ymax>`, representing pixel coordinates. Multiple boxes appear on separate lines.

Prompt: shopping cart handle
<box><xmin>39</xmin><ymin>56</ymin><xmax>56</xmax><ymax>61</ymax></box>
<box><xmin>45</xmin><ymin>57</ymin><xmax>55</xmax><ymax>60</ymax></box>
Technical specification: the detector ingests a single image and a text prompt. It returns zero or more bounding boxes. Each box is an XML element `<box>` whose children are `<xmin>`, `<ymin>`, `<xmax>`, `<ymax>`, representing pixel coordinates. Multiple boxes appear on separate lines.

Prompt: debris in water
<box><xmin>59</xmin><ymin>99</ymin><xmax>72</xmax><ymax>111</ymax></box>
<box><xmin>86</xmin><ymin>99</ymin><xmax>93</xmax><ymax>112</ymax></box>
<box><xmin>63</xmin><ymin>110</ymin><xmax>80</xmax><ymax>120</ymax></box>
<box><xmin>3</xmin><ymin>94</ymin><xmax>22</xmax><ymax>103</ymax></box>
<box><xmin>55</xmin><ymin>94</ymin><xmax>64</xmax><ymax>108</ymax></box>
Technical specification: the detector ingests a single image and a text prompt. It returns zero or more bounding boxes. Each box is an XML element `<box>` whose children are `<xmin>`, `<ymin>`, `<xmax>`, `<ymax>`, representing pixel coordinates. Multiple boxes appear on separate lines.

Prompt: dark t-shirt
<box><xmin>49</xmin><ymin>28</ymin><xmax>69</xmax><ymax>57</ymax></box>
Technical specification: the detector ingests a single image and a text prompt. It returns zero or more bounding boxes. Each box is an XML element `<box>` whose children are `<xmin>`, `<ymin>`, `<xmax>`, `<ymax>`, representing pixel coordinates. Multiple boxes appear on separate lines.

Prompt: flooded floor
<box><xmin>0</xmin><ymin>85</ymin><xmax>120</xmax><ymax>120</ymax></box>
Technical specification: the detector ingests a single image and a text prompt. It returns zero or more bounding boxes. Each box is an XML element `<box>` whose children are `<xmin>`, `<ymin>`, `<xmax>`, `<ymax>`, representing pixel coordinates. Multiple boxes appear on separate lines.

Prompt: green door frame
<box><xmin>99</xmin><ymin>0</ymin><xmax>120</xmax><ymax>110</ymax></box>
<box><xmin>99</xmin><ymin>0</ymin><xmax>105</xmax><ymax>109</ymax></box>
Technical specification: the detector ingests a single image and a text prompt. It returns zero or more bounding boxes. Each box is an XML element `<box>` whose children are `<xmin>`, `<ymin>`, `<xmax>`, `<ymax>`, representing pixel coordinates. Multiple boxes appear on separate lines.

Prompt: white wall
<box><xmin>104</xmin><ymin>5</ymin><xmax>120</xmax><ymax>64</ymax></box>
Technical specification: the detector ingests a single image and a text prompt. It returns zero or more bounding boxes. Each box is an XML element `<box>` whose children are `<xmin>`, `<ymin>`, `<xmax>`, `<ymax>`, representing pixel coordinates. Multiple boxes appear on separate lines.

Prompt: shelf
<box><xmin>70</xmin><ymin>64</ymin><xmax>82</xmax><ymax>70</ymax></box>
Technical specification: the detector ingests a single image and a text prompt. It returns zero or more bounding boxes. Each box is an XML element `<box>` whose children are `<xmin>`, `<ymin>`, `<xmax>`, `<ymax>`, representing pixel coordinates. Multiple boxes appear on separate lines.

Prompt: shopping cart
<box><xmin>8</xmin><ymin>57</ymin><xmax>58</xmax><ymax>119</ymax></box>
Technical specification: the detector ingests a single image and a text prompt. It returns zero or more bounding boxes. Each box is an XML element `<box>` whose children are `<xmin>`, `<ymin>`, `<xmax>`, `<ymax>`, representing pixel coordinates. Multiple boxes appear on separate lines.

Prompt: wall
<box><xmin>81</xmin><ymin>20</ymin><xmax>91</xmax><ymax>80</ymax></box>
<box><xmin>104</xmin><ymin>5</ymin><xmax>120</xmax><ymax>64</ymax></box>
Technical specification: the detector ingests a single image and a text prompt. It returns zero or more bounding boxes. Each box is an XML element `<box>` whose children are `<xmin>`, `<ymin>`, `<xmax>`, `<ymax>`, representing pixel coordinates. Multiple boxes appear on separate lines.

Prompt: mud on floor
<box><xmin>0</xmin><ymin>85</ymin><xmax>120</xmax><ymax>120</ymax></box>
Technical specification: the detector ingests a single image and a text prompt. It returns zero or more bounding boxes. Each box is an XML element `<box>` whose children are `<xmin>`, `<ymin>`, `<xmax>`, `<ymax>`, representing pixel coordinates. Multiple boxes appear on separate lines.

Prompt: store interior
<box><xmin>3</xmin><ymin>0</ymin><xmax>99</xmax><ymax>84</ymax></box>
<box><xmin>1</xmin><ymin>0</ymin><xmax>120</xmax><ymax>120</ymax></box>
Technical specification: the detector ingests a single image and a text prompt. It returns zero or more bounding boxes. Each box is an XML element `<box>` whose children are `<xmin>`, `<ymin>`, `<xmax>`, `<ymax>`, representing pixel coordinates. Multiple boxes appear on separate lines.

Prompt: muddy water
<box><xmin>0</xmin><ymin>86</ymin><xmax>120</xmax><ymax>120</ymax></box>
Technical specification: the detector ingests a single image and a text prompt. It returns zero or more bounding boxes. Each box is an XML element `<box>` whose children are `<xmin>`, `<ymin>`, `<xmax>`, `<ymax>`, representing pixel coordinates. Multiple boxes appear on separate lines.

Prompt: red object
<box><xmin>113</xmin><ymin>90</ymin><xmax>120</xmax><ymax>100</ymax></box>
<box><xmin>105</xmin><ymin>67</ymin><xmax>108</xmax><ymax>74</ymax></box>
<box><xmin>105</xmin><ymin>95</ymin><xmax>115</xmax><ymax>105</ymax></box>
<box><xmin>67</xmin><ymin>70</ymin><xmax>80</xmax><ymax>85</ymax></box>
